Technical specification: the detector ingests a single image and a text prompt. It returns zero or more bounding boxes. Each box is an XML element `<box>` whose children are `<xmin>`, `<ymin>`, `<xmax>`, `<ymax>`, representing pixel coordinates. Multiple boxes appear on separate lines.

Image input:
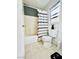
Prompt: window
<box><xmin>38</xmin><ymin>12</ymin><xmax>48</xmax><ymax>37</ymax></box>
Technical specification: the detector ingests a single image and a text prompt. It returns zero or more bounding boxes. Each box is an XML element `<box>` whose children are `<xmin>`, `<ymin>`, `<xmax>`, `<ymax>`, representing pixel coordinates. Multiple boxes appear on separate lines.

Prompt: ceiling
<box><xmin>23</xmin><ymin>0</ymin><xmax>59</xmax><ymax>11</ymax></box>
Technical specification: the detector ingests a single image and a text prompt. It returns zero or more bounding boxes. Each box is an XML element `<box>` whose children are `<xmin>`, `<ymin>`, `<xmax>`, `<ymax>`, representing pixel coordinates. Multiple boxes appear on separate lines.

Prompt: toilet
<box><xmin>42</xmin><ymin>36</ymin><xmax>52</xmax><ymax>48</ymax></box>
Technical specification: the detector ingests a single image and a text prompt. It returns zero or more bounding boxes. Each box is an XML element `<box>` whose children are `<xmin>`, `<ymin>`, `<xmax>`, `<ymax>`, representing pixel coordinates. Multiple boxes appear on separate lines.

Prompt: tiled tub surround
<box><xmin>24</xmin><ymin>41</ymin><xmax>62</xmax><ymax>59</ymax></box>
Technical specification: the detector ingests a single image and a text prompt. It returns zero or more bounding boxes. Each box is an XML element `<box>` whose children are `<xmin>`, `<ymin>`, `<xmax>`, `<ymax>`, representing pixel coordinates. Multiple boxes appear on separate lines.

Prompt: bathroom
<box><xmin>17</xmin><ymin>0</ymin><xmax>62</xmax><ymax>59</ymax></box>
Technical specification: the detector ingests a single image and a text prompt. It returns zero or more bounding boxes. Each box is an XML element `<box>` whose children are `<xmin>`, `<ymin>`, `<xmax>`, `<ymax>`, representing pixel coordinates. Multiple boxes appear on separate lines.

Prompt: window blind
<box><xmin>38</xmin><ymin>12</ymin><xmax>48</xmax><ymax>38</ymax></box>
<box><xmin>50</xmin><ymin>1</ymin><xmax>61</xmax><ymax>19</ymax></box>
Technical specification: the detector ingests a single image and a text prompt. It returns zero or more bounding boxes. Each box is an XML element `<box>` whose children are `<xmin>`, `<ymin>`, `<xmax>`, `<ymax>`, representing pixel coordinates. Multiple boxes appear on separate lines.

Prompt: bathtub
<box><xmin>24</xmin><ymin>35</ymin><xmax>38</xmax><ymax>44</ymax></box>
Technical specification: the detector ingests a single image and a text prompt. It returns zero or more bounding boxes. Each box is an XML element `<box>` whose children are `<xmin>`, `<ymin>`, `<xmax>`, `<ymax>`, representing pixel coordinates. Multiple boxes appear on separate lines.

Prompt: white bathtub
<box><xmin>24</xmin><ymin>35</ymin><xmax>38</xmax><ymax>44</ymax></box>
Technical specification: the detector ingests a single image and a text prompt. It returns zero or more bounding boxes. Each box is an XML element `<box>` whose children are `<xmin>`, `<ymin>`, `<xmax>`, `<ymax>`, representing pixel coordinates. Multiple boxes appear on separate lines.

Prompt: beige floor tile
<box><xmin>25</xmin><ymin>42</ymin><xmax>61</xmax><ymax>59</ymax></box>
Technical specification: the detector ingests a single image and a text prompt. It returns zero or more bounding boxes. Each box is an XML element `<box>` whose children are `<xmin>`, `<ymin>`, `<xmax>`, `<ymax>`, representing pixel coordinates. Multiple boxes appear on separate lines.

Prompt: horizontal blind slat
<box><xmin>38</xmin><ymin>12</ymin><xmax>48</xmax><ymax>37</ymax></box>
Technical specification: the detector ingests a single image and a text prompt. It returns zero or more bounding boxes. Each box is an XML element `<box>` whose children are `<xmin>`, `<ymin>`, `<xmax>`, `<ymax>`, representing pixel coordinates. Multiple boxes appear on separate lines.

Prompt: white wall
<box><xmin>17</xmin><ymin>0</ymin><xmax>24</xmax><ymax>59</ymax></box>
<box><xmin>44</xmin><ymin>0</ymin><xmax>59</xmax><ymax>10</ymax></box>
<box><xmin>48</xmin><ymin>1</ymin><xmax>62</xmax><ymax>48</ymax></box>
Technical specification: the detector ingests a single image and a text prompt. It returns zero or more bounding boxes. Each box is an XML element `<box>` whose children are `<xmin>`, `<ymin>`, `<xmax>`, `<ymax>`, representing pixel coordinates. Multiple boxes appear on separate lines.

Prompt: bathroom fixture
<box><xmin>24</xmin><ymin>36</ymin><xmax>38</xmax><ymax>44</ymax></box>
<box><xmin>42</xmin><ymin>36</ymin><xmax>52</xmax><ymax>48</ymax></box>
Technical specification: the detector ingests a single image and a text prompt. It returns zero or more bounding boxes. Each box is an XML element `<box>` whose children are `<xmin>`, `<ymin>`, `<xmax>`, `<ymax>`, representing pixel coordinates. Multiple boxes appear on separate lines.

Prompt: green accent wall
<box><xmin>24</xmin><ymin>6</ymin><xmax>38</xmax><ymax>17</ymax></box>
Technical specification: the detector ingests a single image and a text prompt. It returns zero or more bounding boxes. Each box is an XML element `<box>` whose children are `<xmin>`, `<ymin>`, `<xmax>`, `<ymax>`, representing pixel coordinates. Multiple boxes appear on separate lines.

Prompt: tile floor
<box><xmin>25</xmin><ymin>42</ymin><xmax>62</xmax><ymax>59</ymax></box>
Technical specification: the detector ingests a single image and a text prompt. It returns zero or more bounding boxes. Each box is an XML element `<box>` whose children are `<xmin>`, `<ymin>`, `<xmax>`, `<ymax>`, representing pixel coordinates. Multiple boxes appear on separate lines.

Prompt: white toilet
<box><xmin>42</xmin><ymin>36</ymin><xmax>52</xmax><ymax>48</ymax></box>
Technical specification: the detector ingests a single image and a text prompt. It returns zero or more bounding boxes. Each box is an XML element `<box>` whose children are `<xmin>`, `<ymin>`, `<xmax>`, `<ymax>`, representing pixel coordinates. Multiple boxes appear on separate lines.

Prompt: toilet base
<box><xmin>43</xmin><ymin>42</ymin><xmax>51</xmax><ymax>48</ymax></box>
